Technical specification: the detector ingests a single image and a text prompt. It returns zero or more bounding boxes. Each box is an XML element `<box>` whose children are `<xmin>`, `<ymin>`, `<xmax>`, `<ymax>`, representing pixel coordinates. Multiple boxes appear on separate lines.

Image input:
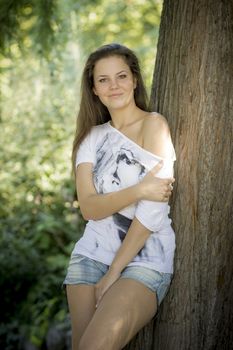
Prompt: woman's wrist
<box><xmin>136</xmin><ymin>182</ymin><xmax>145</xmax><ymax>200</ymax></box>
<box><xmin>108</xmin><ymin>262</ymin><xmax>123</xmax><ymax>275</ymax></box>
<box><xmin>124</xmin><ymin>183</ymin><xmax>143</xmax><ymax>202</ymax></box>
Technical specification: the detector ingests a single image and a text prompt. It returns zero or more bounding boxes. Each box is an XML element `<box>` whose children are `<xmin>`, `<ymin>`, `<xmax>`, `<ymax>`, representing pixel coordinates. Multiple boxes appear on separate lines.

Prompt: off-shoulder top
<box><xmin>72</xmin><ymin>121</ymin><xmax>176</xmax><ymax>273</ymax></box>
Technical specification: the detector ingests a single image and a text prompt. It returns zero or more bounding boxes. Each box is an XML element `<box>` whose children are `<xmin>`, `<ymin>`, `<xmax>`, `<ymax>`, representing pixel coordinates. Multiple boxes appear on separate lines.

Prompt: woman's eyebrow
<box><xmin>116</xmin><ymin>70</ymin><xmax>128</xmax><ymax>74</ymax></box>
<box><xmin>97</xmin><ymin>70</ymin><xmax>128</xmax><ymax>78</ymax></box>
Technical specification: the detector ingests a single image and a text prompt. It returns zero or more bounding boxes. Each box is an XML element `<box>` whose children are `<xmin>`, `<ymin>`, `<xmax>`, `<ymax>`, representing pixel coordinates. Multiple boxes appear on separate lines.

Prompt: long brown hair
<box><xmin>72</xmin><ymin>43</ymin><xmax>149</xmax><ymax>174</ymax></box>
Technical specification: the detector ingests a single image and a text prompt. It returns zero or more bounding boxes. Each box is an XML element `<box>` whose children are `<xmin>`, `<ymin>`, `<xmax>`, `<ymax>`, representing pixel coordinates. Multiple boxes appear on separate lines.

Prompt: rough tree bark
<box><xmin>124</xmin><ymin>1</ymin><xmax>233</xmax><ymax>349</ymax></box>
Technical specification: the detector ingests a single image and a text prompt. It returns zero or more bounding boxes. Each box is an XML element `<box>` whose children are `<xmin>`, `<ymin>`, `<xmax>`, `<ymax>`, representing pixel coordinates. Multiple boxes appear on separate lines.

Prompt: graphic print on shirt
<box><xmin>93</xmin><ymin>132</ymin><xmax>147</xmax><ymax>244</ymax></box>
<box><xmin>112</xmin><ymin>212</ymin><xmax>132</xmax><ymax>241</ymax></box>
<box><xmin>111</xmin><ymin>212</ymin><xmax>157</xmax><ymax>259</ymax></box>
<box><xmin>93</xmin><ymin>132</ymin><xmax>146</xmax><ymax>194</ymax></box>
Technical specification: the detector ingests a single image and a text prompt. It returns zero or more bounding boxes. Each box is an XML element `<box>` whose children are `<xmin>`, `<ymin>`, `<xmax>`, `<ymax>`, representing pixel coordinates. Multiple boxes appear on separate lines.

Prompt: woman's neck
<box><xmin>109</xmin><ymin>104</ymin><xmax>146</xmax><ymax>130</ymax></box>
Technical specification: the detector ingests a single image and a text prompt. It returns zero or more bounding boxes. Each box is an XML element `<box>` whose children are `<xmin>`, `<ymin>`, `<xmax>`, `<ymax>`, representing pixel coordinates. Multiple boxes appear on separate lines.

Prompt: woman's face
<box><xmin>93</xmin><ymin>55</ymin><xmax>136</xmax><ymax>112</ymax></box>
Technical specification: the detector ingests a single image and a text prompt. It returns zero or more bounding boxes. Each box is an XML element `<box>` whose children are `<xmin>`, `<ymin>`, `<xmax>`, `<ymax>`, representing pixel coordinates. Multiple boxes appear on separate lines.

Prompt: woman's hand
<box><xmin>95</xmin><ymin>269</ymin><xmax>121</xmax><ymax>308</ymax></box>
<box><xmin>138</xmin><ymin>161</ymin><xmax>175</xmax><ymax>202</ymax></box>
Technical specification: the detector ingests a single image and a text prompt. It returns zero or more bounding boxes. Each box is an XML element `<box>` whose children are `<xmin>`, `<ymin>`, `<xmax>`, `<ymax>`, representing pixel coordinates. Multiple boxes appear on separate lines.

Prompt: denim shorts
<box><xmin>63</xmin><ymin>253</ymin><xmax>172</xmax><ymax>305</ymax></box>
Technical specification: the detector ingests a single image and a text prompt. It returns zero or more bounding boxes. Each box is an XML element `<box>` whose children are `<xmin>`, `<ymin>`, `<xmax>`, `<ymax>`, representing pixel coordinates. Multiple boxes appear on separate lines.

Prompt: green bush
<box><xmin>0</xmin><ymin>171</ymin><xmax>85</xmax><ymax>348</ymax></box>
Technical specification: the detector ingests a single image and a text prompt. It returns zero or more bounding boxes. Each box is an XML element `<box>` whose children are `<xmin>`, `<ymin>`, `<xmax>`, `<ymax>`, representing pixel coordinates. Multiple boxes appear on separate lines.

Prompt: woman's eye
<box><xmin>118</xmin><ymin>74</ymin><xmax>127</xmax><ymax>79</ymax></box>
<box><xmin>99</xmin><ymin>78</ymin><xmax>108</xmax><ymax>83</ymax></box>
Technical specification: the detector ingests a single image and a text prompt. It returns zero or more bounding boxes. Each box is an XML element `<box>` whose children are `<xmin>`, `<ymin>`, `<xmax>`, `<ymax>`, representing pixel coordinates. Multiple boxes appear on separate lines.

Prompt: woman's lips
<box><xmin>109</xmin><ymin>93</ymin><xmax>123</xmax><ymax>98</ymax></box>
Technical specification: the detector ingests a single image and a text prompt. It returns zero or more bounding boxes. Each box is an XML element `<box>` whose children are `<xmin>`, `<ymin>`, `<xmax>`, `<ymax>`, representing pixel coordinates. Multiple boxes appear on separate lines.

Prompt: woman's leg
<box><xmin>66</xmin><ymin>284</ymin><xmax>96</xmax><ymax>350</ymax></box>
<box><xmin>78</xmin><ymin>278</ymin><xmax>157</xmax><ymax>350</ymax></box>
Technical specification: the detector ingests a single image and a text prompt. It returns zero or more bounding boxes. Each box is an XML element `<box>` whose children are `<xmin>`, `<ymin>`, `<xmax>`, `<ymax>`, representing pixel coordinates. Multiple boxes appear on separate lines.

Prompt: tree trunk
<box><xmin>125</xmin><ymin>0</ymin><xmax>233</xmax><ymax>349</ymax></box>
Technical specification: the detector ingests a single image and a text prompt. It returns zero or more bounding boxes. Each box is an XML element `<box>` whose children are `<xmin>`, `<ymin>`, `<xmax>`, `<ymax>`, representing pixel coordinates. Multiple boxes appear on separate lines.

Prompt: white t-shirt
<box><xmin>72</xmin><ymin>121</ymin><xmax>176</xmax><ymax>273</ymax></box>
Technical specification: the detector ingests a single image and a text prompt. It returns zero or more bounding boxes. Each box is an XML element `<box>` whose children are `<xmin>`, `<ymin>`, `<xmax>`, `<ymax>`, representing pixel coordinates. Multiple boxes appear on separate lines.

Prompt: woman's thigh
<box><xmin>66</xmin><ymin>284</ymin><xmax>96</xmax><ymax>348</ymax></box>
<box><xmin>79</xmin><ymin>278</ymin><xmax>157</xmax><ymax>350</ymax></box>
<box><xmin>64</xmin><ymin>254</ymin><xmax>108</xmax><ymax>349</ymax></box>
<box><xmin>121</xmin><ymin>265</ymin><xmax>172</xmax><ymax>306</ymax></box>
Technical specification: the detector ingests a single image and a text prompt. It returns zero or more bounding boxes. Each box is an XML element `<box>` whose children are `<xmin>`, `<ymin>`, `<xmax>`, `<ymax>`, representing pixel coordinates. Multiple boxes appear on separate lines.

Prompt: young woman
<box><xmin>64</xmin><ymin>43</ymin><xmax>176</xmax><ymax>350</ymax></box>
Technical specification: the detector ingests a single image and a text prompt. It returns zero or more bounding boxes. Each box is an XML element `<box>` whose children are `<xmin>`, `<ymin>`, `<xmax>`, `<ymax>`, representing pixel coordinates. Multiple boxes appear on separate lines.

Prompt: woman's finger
<box><xmin>165</xmin><ymin>178</ymin><xmax>175</xmax><ymax>185</ymax></box>
<box><xmin>96</xmin><ymin>296</ymin><xmax>101</xmax><ymax>308</ymax></box>
<box><xmin>149</xmin><ymin>161</ymin><xmax>163</xmax><ymax>175</ymax></box>
<box><xmin>95</xmin><ymin>289</ymin><xmax>102</xmax><ymax>308</ymax></box>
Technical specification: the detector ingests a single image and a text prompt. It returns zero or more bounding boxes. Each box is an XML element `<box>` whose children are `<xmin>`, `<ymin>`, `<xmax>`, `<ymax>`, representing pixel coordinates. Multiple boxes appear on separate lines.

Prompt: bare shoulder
<box><xmin>142</xmin><ymin>112</ymin><xmax>174</xmax><ymax>159</ymax></box>
<box><xmin>143</xmin><ymin>112</ymin><xmax>170</xmax><ymax>133</ymax></box>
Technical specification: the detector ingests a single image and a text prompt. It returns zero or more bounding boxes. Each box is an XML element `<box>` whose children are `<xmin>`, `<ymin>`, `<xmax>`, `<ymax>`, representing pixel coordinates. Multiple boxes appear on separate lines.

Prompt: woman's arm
<box><xmin>76</xmin><ymin>162</ymin><xmax>174</xmax><ymax>221</ymax></box>
<box><xmin>95</xmin><ymin>218</ymin><xmax>151</xmax><ymax>307</ymax></box>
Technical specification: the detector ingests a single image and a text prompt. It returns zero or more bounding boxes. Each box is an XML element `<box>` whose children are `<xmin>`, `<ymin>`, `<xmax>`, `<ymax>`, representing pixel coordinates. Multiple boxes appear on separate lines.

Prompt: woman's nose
<box><xmin>109</xmin><ymin>78</ymin><xmax>119</xmax><ymax>89</ymax></box>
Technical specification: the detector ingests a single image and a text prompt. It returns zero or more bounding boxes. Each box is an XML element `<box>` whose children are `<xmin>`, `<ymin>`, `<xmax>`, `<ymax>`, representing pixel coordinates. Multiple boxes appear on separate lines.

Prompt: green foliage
<box><xmin>0</xmin><ymin>0</ymin><xmax>57</xmax><ymax>57</ymax></box>
<box><xmin>0</xmin><ymin>53</ymin><xmax>85</xmax><ymax>348</ymax></box>
<box><xmin>0</xmin><ymin>0</ymin><xmax>162</xmax><ymax>348</ymax></box>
